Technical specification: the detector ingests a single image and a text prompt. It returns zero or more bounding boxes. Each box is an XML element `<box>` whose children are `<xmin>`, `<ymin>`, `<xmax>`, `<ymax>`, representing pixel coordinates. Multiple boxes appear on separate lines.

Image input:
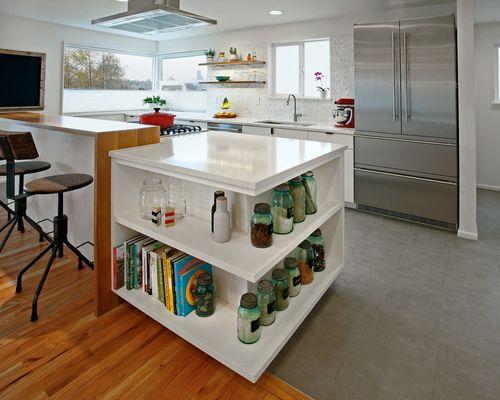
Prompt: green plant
<box><xmin>229</xmin><ymin>47</ymin><xmax>238</xmax><ymax>55</ymax></box>
<box><xmin>204</xmin><ymin>49</ymin><xmax>216</xmax><ymax>57</ymax></box>
<box><xmin>143</xmin><ymin>96</ymin><xmax>167</xmax><ymax>107</ymax></box>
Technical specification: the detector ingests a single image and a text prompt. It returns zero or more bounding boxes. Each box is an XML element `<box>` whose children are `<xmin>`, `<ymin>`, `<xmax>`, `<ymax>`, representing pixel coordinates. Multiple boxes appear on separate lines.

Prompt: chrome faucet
<box><xmin>286</xmin><ymin>94</ymin><xmax>302</xmax><ymax>122</ymax></box>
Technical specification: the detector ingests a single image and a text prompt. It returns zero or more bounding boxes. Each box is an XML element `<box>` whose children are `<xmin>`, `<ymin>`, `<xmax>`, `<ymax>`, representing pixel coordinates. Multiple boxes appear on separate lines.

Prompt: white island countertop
<box><xmin>109</xmin><ymin>131</ymin><xmax>346</xmax><ymax>196</ymax></box>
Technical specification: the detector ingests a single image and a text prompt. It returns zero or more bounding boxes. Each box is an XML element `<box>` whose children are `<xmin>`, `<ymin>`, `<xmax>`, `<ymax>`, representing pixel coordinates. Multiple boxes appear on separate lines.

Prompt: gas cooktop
<box><xmin>160</xmin><ymin>124</ymin><xmax>203</xmax><ymax>136</ymax></box>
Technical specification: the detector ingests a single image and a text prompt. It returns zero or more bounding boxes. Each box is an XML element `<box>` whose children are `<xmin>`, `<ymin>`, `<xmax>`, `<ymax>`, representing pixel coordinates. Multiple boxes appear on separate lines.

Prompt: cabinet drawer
<box><xmin>273</xmin><ymin>128</ymin><xmax>308</xmax><ymax>140</ymax></box>
<box><xmin>355</xmin><ymin>169</ymin><xmax>457</xmax><ymax>225</ymax></box>
<box><xmin>307</xmin><ymin>132</ymin><xmax>354</xmax><ymax>149</ymax></box>
<box><xmin>242</xmin><ymin>126</ymin><xmax>272</xmax><ymax>136</ymax></box>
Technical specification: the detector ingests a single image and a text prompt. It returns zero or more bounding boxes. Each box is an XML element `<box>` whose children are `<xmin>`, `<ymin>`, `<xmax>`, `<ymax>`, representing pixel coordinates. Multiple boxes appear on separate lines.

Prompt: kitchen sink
<box><xmin>255</xmin><ymin>120</ymin><xmax>313</xmax><ymax>127</ymax></box>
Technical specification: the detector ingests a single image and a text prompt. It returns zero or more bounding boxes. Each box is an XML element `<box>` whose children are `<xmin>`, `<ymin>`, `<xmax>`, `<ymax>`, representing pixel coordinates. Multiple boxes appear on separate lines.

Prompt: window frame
<box><xmin>157</xmin><ymin>50</ymin><xmax>207</xmax><ymax>92</ymax></box>
<box><xmin>271</xmin><ymin>38</ymin><xmax>330</xmax><ymax>99</ymax></box>
<box><xmin>495</xmin><ymin>44</ymin><xmax>500</xmax><ymax>104</ymax></box>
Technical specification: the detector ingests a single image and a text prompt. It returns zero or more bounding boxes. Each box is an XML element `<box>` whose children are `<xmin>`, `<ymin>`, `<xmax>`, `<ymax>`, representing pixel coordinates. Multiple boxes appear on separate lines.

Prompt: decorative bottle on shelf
<box><xmin>195</xmin><ymin>272</ymin><xmax>216</xmax><ymax>317</ymax></box>
<box><xmin>213</xmin><ymin>196</ymin><xmax>231</xmax><ymax>243</ymax></box>
<box><xmin>211</xmin><ymin>190</ymin><xmax>225</xmax><ymax>233</ymax></box>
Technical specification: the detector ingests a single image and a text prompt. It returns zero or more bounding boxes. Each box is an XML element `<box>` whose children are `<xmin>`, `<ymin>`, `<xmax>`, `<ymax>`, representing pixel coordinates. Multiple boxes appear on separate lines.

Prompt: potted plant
<box><xmin>204</xmin><ymin>49</ymin><xmax>216</xmax><ymax>63</ymax></box>
<box><xmin>143</xmin><ymin>96</ymin><xmax>167</xmax><ymax>111</ymax></box>
<box><xmin>229</xmin><ymin>47</ymin><xmax>239</xmax><ymax>62</ymax></box>
<box><xmin>315</xmin><ymin>72</ymin><xmax>330</xmax><ymax>99</ymax></box>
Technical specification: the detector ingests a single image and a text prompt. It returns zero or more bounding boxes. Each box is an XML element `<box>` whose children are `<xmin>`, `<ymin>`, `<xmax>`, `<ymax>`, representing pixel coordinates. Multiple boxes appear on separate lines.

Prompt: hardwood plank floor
<box><xmin>0</xmin><ymin>213</ymin><xmax>310</xmax><ymax>399</ymax></box>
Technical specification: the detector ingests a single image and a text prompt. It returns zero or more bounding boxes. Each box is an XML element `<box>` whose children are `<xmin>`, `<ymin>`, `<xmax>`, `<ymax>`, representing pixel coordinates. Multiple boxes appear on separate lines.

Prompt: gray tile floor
<box><xmin>269</xmin><ymin>190</ymin><xmax>500</xmax><ymax>400</ymax></box>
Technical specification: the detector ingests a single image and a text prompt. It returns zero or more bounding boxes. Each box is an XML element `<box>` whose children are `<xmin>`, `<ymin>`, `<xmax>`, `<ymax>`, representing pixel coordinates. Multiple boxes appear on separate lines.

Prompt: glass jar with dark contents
<box><xmin>251</xmin><ymin>203</ymin><xmax>273</xmax><ymax>248</ymax></box>
<box><xmin>284</xmin><ymin>257</ymin><xmax>301</xmax><ymax>297</ymax></box>
<box><xmin>237</xmin><ymin>293</ymin><xmax>261</xmax><ymax>344</ymax></box>
<box><xmin>272</xmin><ymin>268</ymin><xmax>289</xmax><ymax>311</ymax></box>
<box><xmin>257</xmin><ymin>279</ymin><xmax>276</xmax><ymax>326</ymax></box>
<box><xmin>296</xmin><ymin>240</ymin><xmax>314</xmax><ymax>285</ymax></box>
<box><xmin>195</xmin><ymin>272</ymin><xmax>216</xmax><ymax>317</ymax></box>
<box><xmin>308</xmin><ymin>228</ymin><xmax>326</xmax><ymax>272</ymax></box>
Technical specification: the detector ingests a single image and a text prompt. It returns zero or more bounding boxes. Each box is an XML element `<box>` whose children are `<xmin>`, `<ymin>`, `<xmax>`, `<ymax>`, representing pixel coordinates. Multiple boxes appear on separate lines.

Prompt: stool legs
<box><xmin>0</xmin><ymin>217</ymin><xmax>18</xmax><ymax>253</ymax></box>
<box><xmin>16</xmin><ymin>243</ymin><xmax>53</xmax><ymax>293</ymax></box>
<box><xmin>31</xmin><ymin>246</ymin><xmax>58</xmax><ymax>322</ymax></box>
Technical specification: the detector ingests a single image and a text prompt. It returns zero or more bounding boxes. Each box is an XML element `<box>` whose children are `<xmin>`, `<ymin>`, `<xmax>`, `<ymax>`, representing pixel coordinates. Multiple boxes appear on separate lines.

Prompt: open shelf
<box><xmin>199</xmin><ymin>61</ymin><xmax>266</xmax><ymax>66</ymax></box>
<box><xmin>115</xmin><ymin>200</ymin><xmax>342</xmax><ymax>283</ymax></box>
<box><xmin>199</xmin><ymin>80</ymin><xmax>266</xmax><ymax>85</ymax></box>
<box><xmin>114</xmin><ymin>253</ymin><xmax>344</xmax><ymax>383</ymax></box>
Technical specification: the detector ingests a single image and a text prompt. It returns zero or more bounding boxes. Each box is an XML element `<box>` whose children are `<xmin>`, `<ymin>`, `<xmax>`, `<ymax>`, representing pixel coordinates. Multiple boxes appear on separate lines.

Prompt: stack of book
<box><xmin>113</xmin><ymin>235</ymin><xmax>213</xmax><ymax>317</ymax></box>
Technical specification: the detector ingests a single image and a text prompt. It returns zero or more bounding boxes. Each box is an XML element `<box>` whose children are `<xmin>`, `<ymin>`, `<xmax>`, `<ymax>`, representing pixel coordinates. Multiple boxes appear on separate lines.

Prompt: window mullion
<box><xmin>299</xmin><ymin>42</ymin><xmax>305</xmax><ymax>97</ymax></box>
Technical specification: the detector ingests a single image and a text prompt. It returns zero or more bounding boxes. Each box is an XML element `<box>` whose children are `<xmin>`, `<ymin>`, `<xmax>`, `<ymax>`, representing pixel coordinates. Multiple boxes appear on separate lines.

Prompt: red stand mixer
<box><xmin>333</xmin><ymin>98</ymin><xmax>355</xmax><ymax>128</ymax></box>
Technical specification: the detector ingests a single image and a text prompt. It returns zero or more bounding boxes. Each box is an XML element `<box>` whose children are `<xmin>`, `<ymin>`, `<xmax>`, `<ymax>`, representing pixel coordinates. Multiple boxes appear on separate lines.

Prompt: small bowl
<box><xmin>215</xmin><ymin>76</ymin><xmax>230</xmax><ymax>82</ymax></box>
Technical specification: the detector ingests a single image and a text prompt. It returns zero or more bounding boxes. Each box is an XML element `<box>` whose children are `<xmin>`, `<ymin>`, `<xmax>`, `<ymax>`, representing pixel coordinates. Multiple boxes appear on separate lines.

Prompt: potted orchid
<box><xmin>315</xmin><ymin>71</ymin><xmax>330</xmax><ymax>99</ymax></box>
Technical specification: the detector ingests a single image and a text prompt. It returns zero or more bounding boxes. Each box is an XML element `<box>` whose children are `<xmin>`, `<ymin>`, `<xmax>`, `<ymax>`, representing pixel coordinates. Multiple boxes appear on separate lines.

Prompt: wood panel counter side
<box><xmin>0</xmin><ymin>112</ymin><xmax>160</xmax><ymax>316</ymax></box>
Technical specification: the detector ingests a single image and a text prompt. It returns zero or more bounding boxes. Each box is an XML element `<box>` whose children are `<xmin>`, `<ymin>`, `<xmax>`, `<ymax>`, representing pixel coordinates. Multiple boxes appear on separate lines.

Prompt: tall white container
<box><xmin>213</xmin><ymin>196</ymin><xmax>231</xmax><ymax>243</ymax></box>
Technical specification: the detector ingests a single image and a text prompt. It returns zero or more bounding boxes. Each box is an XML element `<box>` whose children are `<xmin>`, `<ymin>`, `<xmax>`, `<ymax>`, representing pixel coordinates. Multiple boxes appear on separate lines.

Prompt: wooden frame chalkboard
<box><xmin>0</xmin><ymin>49</ymin><xmax>46</xmax><ymax>112</ymax></box>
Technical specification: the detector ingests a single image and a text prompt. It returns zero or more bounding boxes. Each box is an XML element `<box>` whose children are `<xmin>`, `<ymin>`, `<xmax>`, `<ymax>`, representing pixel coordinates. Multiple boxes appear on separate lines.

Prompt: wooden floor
<box><xmin>0</xmin><ymin>214</ymin><xmax>310</xmax><ymax>400</ymax></box>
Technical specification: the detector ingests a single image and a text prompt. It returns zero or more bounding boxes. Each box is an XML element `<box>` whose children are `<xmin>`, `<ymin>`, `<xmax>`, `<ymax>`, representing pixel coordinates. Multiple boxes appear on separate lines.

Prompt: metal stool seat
<box><xmin>24</xmin><ymin>173</ymin><xmax>94</xmax><ymax>195</ymax></box>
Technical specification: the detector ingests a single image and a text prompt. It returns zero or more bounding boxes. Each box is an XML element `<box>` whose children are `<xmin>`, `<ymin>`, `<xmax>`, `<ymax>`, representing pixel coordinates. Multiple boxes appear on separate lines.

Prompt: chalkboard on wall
<box><xmin>0</xmin><ymin>49</ymin><xmax>46</xmax><ymax>111</ymax></box>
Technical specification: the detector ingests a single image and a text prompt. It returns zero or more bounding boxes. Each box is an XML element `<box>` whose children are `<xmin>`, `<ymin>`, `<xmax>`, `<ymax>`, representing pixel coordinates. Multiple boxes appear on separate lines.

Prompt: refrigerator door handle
<box><xmin>403</xmin><ymin>30</ymin><xmax>410</xmax><ymax>122</ymax></box>
<box><xmin>392</xmin><ymin>31</ymin><xmax>398</xmax><ymax>122</ymax></box>
<box><xmin>354</xmin><ymin>168</ymin><xmax>457</xmax><ymax>185</ymax></box>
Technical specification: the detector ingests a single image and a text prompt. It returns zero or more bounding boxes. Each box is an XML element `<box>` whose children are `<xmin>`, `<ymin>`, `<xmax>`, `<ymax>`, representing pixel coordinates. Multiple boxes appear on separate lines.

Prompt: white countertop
<box><xmin>109</xmin><ymin>131</ymin><xmax>346</xmax><ymax>195</ymax></box>
<box><xmin>0</xmin><ymin>112</ymin><xmax>158</xmax><ymax>137</ymax></box>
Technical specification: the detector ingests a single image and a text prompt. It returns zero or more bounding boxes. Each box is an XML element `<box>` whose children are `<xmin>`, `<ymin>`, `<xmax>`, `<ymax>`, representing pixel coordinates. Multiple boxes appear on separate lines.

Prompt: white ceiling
<box><xmin>0</xmin><ymin>0</ymin><xmax>497</xmax><ymax>41</ymax></box>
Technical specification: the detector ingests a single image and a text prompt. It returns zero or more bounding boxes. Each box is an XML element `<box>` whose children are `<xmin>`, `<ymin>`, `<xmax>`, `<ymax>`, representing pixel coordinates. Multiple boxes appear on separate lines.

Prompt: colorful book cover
<box><xmin>163</xmin><ymin>250</ymin><xmax>184</xmax><ymax>314</ymax></box>
<box><xmin>124</xmin><ymin>235</ymin><xmax>145</xmax><ymax>290</ymax></box>
<box><xmin>174</xmin><ymin>257</ymin><xmax>213</xmax><ymax>317</ymax></box>
<box><xmin>170</xmin><ymin>252</ymin><xmax>188</xmax><ymax>315</ymax></box>
<box><xmin>113</xmin><ymin>244</ymin><xmax>125</xmax><ymax>290</ymax></box>
<box><xmin>142</xmin><ymin>241</ymin><xmax>163</xmax><ymax>294</ymax></box>
<box><xmin>149</xmin><ymin>245</ymin><xmax>168</xmax><ymax>303</ymax></box>
<box><xmin>133</xmin><ymin>237</ymin><xmax>152</xmax><ymax>289</ymax></box>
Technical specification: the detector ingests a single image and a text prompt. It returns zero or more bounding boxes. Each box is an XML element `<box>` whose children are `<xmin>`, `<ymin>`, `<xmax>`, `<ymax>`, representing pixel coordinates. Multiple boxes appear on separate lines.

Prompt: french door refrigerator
<box><xmin>354</xmin><ymin>15</ymin><xmax>458</xmax><ymax>230</ymax></box>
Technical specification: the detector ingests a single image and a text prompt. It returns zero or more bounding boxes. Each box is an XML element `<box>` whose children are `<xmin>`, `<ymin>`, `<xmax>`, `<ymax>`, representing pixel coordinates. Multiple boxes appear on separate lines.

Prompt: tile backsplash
<box><xmin>205</xmin><ymin>35</ymin><xmax>354</xmax><ymax>125</ymax></box>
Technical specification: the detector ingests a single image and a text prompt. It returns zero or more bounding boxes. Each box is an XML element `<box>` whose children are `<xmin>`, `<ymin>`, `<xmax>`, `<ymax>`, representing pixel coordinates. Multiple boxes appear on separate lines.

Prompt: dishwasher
<box><xmin>207</xmin><ymin>122</ymin><xmax>243</xmax><ymax>133</ymax></box>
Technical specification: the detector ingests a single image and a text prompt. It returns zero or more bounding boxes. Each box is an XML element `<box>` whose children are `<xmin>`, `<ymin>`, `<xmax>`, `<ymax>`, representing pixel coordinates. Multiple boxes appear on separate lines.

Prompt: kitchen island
<box><xmin>109</xmin><ymin>131</ymin><xmax>346</xmax><ymax>382</ymax></box>
<box><xmin>0</xmin><ymin>112</ymin><xmax>160</xmax><ymax>316</ymax></box>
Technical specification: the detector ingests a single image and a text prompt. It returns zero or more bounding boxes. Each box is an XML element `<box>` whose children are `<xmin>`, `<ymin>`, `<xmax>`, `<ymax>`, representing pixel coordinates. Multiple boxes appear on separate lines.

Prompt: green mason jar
<box><xmin>272</xmin><ymin>268</ymin><xmax>289</xmax><ymax>311</ymax></box>
<box><xmin>288</xmin><ymin>177</ymin><xmax>306</xmax><ymax>223</ymax></box>
<box><xmin>271</xmin><ymin>184</ymin><xmax>294</xmax><ymax>234</ymax></box>
<box><xmin>301</xmin><ymin>171</ymin><xmax>318</xmax><ymax>215</ymax></box>
<box><xmin>296</xmin><ymin>240</ymin><xmax>314</xmax><ymax>285</ymax></box>
<box><xmin>284</xmin><ymin>257</ymin><xmax>301</xmax><ymax>297</ymax></box>
<box><xmin>251</xmin><ymin>203</ymin><xmax>273</xmax><ymax>248</ymax></box>
<box><xmin>308</xmin><ymin>228</ymin><xmax>326</xmax><ymax>272</ymax></box>
<box><xmin>257</xmin><ymin>279</ymin><xmax>276</xmax><ymax>326</ymax></box>
<box><xmin>195</xmin><ymin>272</ymin><xmax>216</xmax><ymax>317</ymax></box>
<box><xmin>237</xmin><ymin>293</ymin><xmax>261</xmax><ymax>344</ymax></box>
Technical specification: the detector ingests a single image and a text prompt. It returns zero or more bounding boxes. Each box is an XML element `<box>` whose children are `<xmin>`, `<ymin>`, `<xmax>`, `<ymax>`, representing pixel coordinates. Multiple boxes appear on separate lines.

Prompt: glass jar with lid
<box><xmin>288</xmin><ymin>177</ymin><xmax>306</xmax><ymax>223</ymax></box>
<box><xmin>139</xmin><ymin>177</ymin><xmax>167</xmax><ymax>220</ymax></box>
<box><xmin>257</xmin><ymin>279</ymin><xmax>276</xmax><ymax>326</ymax></box>
<box><xmin>301</xmin><ymin>171</ymin><xmax>317</xmax><ymax>215</ymax></box>
<box><xmin>308</xmin><ymin>228</ymin><xmax>326</xmax><ymax>272</ymax></box>
<box><xmin>271</xmin><ymin>184</ymin><xmax>294</xmax><ymax>234</ymax></box>
<box><xmin>195</xmin><ymin>272</ymin><xmax>216</xmax><ymax>317</ymax></box>
<box><xmin>296</xmin><ymin>240</ymin><xmax>314</xmax><ymax>285</ymax></box>
<box><xmin>272</xmin><ymin>268</ymin><xmax>289</xmax><ymax>311</ymax></box>
<box><xmin>251</xmin><ymin>203</ymin><xmax>273</xmax><ymax>248</ymax></box>
<box><xmin>284</xmin><ymin>257</ymin><xmax>301</xmax><ymax>297</ymax></box>
<box><xmin>237</xmin><ymin>293</ymin><xmax>261</xmax><ymax>344</ymax></box>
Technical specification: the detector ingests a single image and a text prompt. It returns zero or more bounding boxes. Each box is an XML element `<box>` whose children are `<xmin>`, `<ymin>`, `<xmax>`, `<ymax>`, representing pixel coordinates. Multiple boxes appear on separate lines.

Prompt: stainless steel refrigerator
<box><xmin>354</xmin><ymin>15</ymin><xmax>458</xmax><ymax>230</ymax></box>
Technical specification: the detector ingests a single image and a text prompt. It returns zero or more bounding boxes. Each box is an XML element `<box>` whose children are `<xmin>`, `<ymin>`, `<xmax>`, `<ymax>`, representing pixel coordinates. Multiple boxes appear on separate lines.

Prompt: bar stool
<box><xmin>0</xmin><ymin>131</ymin><xmax>94</xmax><ymax>322</ymax></box>
<box><xmin>0</xmin><ymin>131</ymin><xmax>52</xmax><ymax>253</ymax></box>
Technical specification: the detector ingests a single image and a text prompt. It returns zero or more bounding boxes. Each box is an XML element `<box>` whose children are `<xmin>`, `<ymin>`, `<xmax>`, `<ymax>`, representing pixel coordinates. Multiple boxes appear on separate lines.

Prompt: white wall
<box><xmin>0</xmin><ymin>13</ymin><xmax>157</xmax><ymax>114</ymax></box>
<box><xmin>475</xmin><ymin>22</ymin><xmax>500</xmax><ymax>190</ymax></box>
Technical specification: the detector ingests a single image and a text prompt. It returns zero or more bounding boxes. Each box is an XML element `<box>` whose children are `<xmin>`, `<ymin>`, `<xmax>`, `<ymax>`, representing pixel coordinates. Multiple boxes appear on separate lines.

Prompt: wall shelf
<box><xmin>199</xmin><ymin>80</ymin><xmax>266</xmax><ymax>85</ymax></box>
<box><xmin>199</xmin><ymin>61</ymin><xmax>266</xmax><ymax>66</ymax></box>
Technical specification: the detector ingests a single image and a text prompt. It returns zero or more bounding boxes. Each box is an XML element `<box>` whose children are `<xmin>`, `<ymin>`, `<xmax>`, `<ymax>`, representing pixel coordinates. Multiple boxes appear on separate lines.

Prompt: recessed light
<box><xmin>269</xmin><ymin>10</ymin><xmax>283</xmax><ymax>16</ymax></box>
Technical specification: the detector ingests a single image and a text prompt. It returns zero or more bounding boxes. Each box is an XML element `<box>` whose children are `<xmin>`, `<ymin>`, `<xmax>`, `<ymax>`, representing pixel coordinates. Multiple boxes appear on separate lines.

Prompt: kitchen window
<box><xmin>272</xmin><ymin>39</ymin><xmax>330</xmax><ymax>98</ymax></box>
<box><xmin>63</xmin><ymin>44</ymin><xmax>155</xmax><ymax>113</ymax></box>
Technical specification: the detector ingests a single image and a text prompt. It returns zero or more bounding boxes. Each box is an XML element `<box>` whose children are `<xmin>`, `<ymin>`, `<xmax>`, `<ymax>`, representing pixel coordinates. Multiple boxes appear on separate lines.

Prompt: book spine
<box><xmin>157</xmin><ymin>256</ymin><xmax>165</xmax><ymax>305</ymax></box>
<box><xmin>162</xmin><ymin>253</ymin><xmax>171</xmax><ymax>312</ymax></box>
<box><xmin>117</xmin><ymin>246</ymin><xmax>125</xmax><ymax>289</ymax></box>
<box><xmin>113</xmin><ymin>247</ymin><xmax>118</xmax><ymax>290</ymax></box>
<box><xmin>125</xmin><ymin>243</ymin><xmax>133</xmax><ymax>290</ymax></box>
<box><xmin>150</xmin><ymin>252</ymin><xmax>158</xmax><ymax>299</ymax></box>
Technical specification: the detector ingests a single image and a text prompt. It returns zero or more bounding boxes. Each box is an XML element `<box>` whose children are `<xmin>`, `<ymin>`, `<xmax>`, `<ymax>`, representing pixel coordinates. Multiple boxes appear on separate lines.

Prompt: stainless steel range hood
<box><xmin>92</xmin><ymin>0</ymin><xmax>217</xmax><ymax>36</ymax></box>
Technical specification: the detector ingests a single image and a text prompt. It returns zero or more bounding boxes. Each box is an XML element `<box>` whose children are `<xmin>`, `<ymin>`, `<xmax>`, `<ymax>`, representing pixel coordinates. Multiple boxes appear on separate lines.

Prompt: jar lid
<box><xmin>254</xmin><ymin>203</ymin><xmax>271</xmax><ymax>215</ymax></box>
<box><xmin>288</xmin><ymin>177</ymin><xmax>302</xmax><ymax>185</ymax></box>
<box><xmin>272</xmin><ymin>268</ymin><xmax>287</xmax><ymax>281</ymax></box>
<box><xmin>298</xmin><ymin>240</ymin><xmax>312</xmax><ymax>249</ymax></box>
<box><xmin>310</xmin><ymin>228</ymin><xmax>322</xmax><ymax>237</ymax></box>
<box><xmin>275</xmin><ymin>183</ymin><xmax>290</xmax><ymax>192</ymax></box>
<box><xmin>240</xmin><ymin>292</ymin><xmax>258</xmax><ymax>308</ymax></box>
<box><xmin>216</xmin><ymin>196</ymin><xmax>227</xmax><ymax>202</ymax></box>
<box><xmin>284</xmin><ymin>257</ymin><xmax>298</xmax><ymax>269</ymax></box>
<box><xmin>197</xmin><ymin>272</ymin><xmax>213</xmax><ymax>286</ymax></box>
<box><xmin>301</xmin><ymin>171</ymin><xmax>314</xmax><ymax>177</ymax></box>
<box><xmin>257</xmin><ymin>279</ymin><xmax>274</xmax><ymax>293</ymax></box>
<box><xmin>214</xmin><ymin>190</ymin><xmax>225</xmax><ymax>196</ymax></box>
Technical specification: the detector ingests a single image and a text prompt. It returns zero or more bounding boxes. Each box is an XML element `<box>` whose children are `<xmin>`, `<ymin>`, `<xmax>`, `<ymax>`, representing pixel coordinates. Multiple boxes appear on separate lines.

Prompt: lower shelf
<box><xmin>114</xmin><ymin>254</ymin><xmax>345</xmax><ymax>383</ymax></box>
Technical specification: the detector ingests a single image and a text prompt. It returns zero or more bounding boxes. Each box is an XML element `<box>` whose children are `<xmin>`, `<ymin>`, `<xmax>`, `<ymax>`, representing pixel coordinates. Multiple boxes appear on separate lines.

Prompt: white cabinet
<box><xmin>308</xmin><ymin>131</ymin><xmax>355</xmax><ymax>206</ymax></box>
<box><xmin>272</xmin><ymin>128</ymin><xmax>308</xmax><ymax>140</ymax></box>
<box><xmin>242</xmin><ymin>125</ymin><xmax>272</xmax><ymax>136</ymax></box>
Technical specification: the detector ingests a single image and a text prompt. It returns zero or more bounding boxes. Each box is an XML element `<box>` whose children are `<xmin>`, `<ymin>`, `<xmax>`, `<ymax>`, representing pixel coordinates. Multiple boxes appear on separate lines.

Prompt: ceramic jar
<box><xmin>213</xmin><ymin>196</ymin><xmax>231</xmax><ymax>243</ymax></box>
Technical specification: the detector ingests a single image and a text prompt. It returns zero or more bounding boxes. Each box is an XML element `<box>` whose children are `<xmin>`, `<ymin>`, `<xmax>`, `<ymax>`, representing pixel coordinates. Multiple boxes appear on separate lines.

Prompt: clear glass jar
<box><xmin>301</xmin><ymin>171</ymin><xmax>318</xmax><ymax>215</ymax></box>
<box><xmin>296</xmin><ymin>240</ymin><xmax>314</xmax><ymax>285</ymax></box>
<box><xmin>195</xmin><ymin>272</ymin><xmax>216</xmax><ymax>317</ymax></box>
<box><xmin>271</xmin><ymin>184</ymin><xmax>294</xmax><ymax>234</ymax></box>
<box><xmin>139</xmin><ymin>178</ymin><xmax>167</xmax><ymax>220</ymax></box>
<box><xmin>288</xmin><ymin>177</ymin><xmax>306</xmax><ymax>223</ymax></box>
<box><xmin>251</xmin><ymin>203</ymin><xmax>273</xmax><ymax>248</ymax></box>
<box><xmin>308</xmin><ymin>228</ymin><xmax>326</xmax><ymax>272</ymax></box>
<box><xmin>167</xmin><ymin>179</ymin><xmax>187</xmax><ymax>219</ymax></box>
<box><xmin>257</xmin><ymin>279</ymin><xmax>276</xmax><ymax>326</ymax></box>
<box><xmin>272</xmin><ymin>268</ymin><xmax>289</xmax><ymax>311</ymax></box>
<box><xmin>237</xmin><ymin>293</ymin><xmax>261</xmax><ymax>344</ymax></box>
<box><xmin>284</xmin><ymin>257</ymin><xmax>301</xmax><ymax>297</ymax></box>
